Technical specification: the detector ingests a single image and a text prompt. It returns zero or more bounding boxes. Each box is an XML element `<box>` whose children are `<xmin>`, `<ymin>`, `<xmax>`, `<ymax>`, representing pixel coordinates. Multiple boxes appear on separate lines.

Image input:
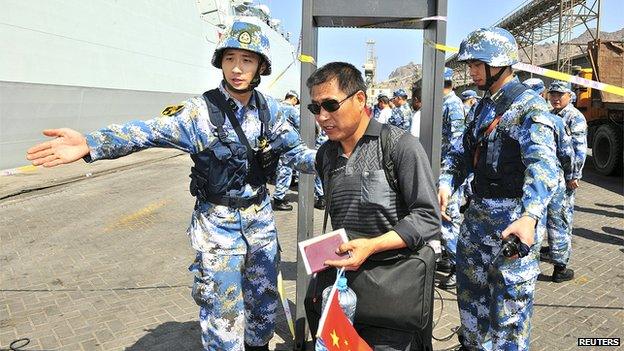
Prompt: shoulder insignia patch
<box><xmin>161</xmin><ymin>104</ymin><xmax>184</xmax><ymax>117</ymax></box>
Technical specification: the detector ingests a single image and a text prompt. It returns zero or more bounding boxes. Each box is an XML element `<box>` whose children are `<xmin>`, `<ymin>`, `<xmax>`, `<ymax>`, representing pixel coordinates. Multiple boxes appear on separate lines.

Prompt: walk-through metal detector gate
<box><xmin>294</xmin><ymin>1</ymin><xmax>447</xmax><ymax>349</ymax></box>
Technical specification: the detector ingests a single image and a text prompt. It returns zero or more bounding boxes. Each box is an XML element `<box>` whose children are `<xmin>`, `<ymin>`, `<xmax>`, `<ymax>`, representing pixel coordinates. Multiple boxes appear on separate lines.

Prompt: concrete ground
<box><xmin>1</xmin><ymin>149</ymin><xmax>622</xmax><ymax>350</ymax></box>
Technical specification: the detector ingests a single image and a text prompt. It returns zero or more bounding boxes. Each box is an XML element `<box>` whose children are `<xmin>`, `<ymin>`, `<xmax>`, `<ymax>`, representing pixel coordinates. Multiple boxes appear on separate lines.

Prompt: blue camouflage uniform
<box><xmin>85</xmin><ymin>20</ymin><xmax>316</xmax><ymax>351</ymax></box>
<box><xmin>314</xmin><ymin>129</ymin><xmax>329</xmax><ymax>199</ymax></box>
<box><xmin>388</xmin><ymin>88</ymin><xmax>413</xmax><ymax>131</ymax></box>
<box><xmin>544</xmin><ymin>113</ymin><xmax>575</xmax><ymax>267</ymax></box>
<box><xmin>548</xmin><ymin>81</ymin><xmax>588</xmax><ymax>266</ymax></box>
<box><xmin>440</xmin><ymin>27</ymin><xmax>559</xmax><ymax>350</ymax></box>
<box><xmin>85</xmin><ymin>83</ymin><xmax>315</xmax><ymax>350</ymax></box>
<box><xmin>440</xmin><ymin>77</ymin><xmax>466</xmax><ymax>267</ymax></box>
<box><xmin>273</xmin><ymin>101</ymin><xmax>301</xmax><ymax>201</ymax></box>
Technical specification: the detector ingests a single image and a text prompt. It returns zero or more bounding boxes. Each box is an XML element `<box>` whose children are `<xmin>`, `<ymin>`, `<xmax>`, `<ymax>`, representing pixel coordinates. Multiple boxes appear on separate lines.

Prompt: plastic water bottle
<box><xmin>315</xmin><ymin>276</ymin><xmax>357</xmax><ymax>351</ymax></box>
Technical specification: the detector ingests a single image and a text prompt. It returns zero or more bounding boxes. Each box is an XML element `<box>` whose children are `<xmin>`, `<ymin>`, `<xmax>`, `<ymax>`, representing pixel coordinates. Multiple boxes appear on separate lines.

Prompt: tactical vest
<box><xmin>189</xmin><ymin>88</ymin><xmax>273</xmax><ymax>205</ymax></box>
<box><xmin>464</xmin><ymin>82</ymin><xmax>528</xmax><ymax>199</ymax></box>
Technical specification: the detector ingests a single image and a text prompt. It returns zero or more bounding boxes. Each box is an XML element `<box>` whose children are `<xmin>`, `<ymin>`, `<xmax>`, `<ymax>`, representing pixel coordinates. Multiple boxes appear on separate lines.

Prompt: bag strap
<box><xmin>321</xmin><ymin>142</ymin><xmax>340</xmax><ymax>234</ymax></box>
<box><xmin>379</xmin><ymin>124</ymin><xmax>399</xmax><ymax>192</ymax></box>
<box><xmin>202</xmin><ymin>89</ymin><xmax>265</xmax><ymax>183</ymax></box>
<box><xmin>472</xmin><ymin>82</ymin><xmax>528</xmax><ymax>167</ymax></box>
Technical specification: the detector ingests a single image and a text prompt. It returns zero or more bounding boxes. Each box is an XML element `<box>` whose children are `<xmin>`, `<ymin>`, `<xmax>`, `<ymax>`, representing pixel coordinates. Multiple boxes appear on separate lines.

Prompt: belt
<box><xmin>205</xmin><ymin>186</ymin><xmax>268</xmax><ymax>209</ymax></box>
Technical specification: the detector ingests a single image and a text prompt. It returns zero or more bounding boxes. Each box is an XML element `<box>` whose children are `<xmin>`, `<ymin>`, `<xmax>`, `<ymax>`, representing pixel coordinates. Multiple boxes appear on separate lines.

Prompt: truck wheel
<box><xmin>592</xmin><ymin>124</ymin><xmax>623</xmax><ymax>176</ymax></box>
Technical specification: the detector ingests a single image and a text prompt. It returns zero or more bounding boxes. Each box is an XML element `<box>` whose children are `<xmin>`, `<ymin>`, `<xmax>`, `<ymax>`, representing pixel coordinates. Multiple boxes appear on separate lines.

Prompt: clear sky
<box><xmin>263</xmin><ymin>0</ymin><xmax>622</xmax><ymax>80</ymax></box>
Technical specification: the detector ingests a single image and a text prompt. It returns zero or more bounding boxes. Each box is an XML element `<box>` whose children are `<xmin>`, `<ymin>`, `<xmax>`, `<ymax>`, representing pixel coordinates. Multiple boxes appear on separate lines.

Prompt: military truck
<box><xmin>573</xmin><ymin>40</ymin><xmax>624</xmax><ymax>176</ymax></box>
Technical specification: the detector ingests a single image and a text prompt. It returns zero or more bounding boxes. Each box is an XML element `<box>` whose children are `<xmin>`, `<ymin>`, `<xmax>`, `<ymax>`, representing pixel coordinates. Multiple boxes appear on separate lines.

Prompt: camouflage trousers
<box><xmin>188</xmin><ymin>199</ymin><xmax>280</xmax><ymax>351</ymax></box>
<box><xmin>441</xmin><ymin>186</ymin><xmax>463</xmax><ymax>265</ymax></box>
<box><xmin>545</xmin><ymin>180</ymin><xmax>575</xmax><ymax>266</ymax></box>
<box><xmin>273</xmin><ymin>158</ymin><xmax>294</xmax><ymax>200</ymax></box>
<box><xmin>457</xmin><ymin>197</ymin><xmax>542</xmax><ymax>351</ymax></box>
<box><xmin>274</xmin><ymin>158</ymin><xmax>324</xmax><ymax>200</ymax></box>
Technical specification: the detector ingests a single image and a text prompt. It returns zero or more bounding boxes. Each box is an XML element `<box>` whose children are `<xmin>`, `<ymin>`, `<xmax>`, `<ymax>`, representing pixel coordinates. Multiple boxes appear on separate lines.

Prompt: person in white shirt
<box><xmin>409</xmin><ymin>88</ymin><xmax>422</xmax><ymax>138</ymax></box>
<box><xmin>375</xmin><ymin>95</ymin><xmax>392</xmax><ymax>124</ymax></box>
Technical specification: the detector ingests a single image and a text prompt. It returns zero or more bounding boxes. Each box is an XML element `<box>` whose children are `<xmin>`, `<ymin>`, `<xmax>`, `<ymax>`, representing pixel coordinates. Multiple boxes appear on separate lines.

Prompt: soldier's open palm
<box><xmin>26</xmin><ymin>128</ymin><xmax>90</xmax><ymax>167</ymax></box>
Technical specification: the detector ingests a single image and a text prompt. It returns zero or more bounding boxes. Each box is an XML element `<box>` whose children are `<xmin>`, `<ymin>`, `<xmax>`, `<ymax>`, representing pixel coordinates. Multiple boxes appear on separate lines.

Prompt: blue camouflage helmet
<box><xmin>457</xmin><ymin>27</ymin><xmax>519</xmax><ymax>67</ymax></box>
<box><xmin>548</xmin><ymin>80</ymin><xmax>572</xmax><ymax>94</ymax></box>
<box><xmin>460</xmin><ymin>90</ymin><xmax>479</xmax><ymax>100</ymax></box>
<box><xmin>444</xmin><ymin>67</ymin><xmax>454</xmax><ymax>81</ymax></box>
<box><xmin>523</xmin><ymin>78</ymin><xmax>545</xmax><ymax>94</ymax></box>
<box><xmin>393</xmin><ymin>88</ymin><xmax>408</xmax><ymax>98</ymax></box>
<box><xmin>212</xmin><ymin>19</ymin><xmax>272</xmax><ymax>75</ymax></box>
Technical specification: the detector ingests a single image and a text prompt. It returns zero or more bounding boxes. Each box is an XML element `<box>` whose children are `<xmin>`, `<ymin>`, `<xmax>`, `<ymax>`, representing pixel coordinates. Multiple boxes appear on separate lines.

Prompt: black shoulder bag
<box><xmin>305</xmin><ymin>125</ymin><xmax>436</xmax><ymax>335</ymax></box>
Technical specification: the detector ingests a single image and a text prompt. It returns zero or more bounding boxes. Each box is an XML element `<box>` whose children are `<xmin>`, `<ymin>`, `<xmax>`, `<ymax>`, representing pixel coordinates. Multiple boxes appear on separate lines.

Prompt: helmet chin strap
<box><xmin>479</xmin><ymin>64</ymin><xmax>508</xmax><ymax>92</ymax></box>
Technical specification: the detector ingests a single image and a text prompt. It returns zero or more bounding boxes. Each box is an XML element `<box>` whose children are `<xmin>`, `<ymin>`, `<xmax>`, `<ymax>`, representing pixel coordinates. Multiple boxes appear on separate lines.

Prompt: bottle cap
<box><xmin>337</xmin><ymin>277</ymin><xmax>348</xmax><ymax>291</ymax></box>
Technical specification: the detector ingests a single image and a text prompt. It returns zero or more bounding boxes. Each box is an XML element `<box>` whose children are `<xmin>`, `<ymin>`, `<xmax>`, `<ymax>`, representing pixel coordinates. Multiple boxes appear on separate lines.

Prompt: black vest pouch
<box><xmin>190</xmin><ymin>138</ymin><xmax>248</xmax><ymax>198</ymax></box>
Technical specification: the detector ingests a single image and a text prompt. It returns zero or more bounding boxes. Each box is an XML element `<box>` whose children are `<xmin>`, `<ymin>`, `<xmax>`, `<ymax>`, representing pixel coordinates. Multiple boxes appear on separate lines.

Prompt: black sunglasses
<box><xmin>307</xmin><ymin>90</ymin><xmax>359</xmax><ymax>115</ymax></box>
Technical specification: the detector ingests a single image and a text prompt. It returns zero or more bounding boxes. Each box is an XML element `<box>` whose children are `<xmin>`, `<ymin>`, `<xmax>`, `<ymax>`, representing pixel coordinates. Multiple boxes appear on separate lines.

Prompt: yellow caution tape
<box><xmin>299</xmin><ymin>54</ymin><xmax>316</xmax><ymax>64</ymax></box>
<box><xmin>1</xmin><ymin>165</ymin><xmax>38</xmax><ymax>176</ymax></box>
<box><xmin>513</xmin><ymin>62</ymin><xmax>624</xmax><ymax>97</ymax></box>
<box><xmin>424</xmin><ymin>39</ymin><xmax>458</xmax><ymax>53</ymax></box>
<box><xmin>426</xmin><ymin>41</ymin><xmax>624</xmax><ymax>97</ymax></box>
<box><xmin>17</xmin><ymin>165</ymin><xmax>38</xmax><ymax>173</ymax></box>
<box><xmin>277</xmin><ymin>271</ymin><xmax>295</xmax><ymax>339</ymax></box>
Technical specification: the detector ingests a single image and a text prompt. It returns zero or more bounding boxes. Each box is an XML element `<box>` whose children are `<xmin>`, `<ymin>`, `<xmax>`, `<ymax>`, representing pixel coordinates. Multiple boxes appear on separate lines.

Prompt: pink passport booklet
<box><xmin>298</xmin><ymin>228</ymin><xmax>350</xmax><ymax>275</ymax></box>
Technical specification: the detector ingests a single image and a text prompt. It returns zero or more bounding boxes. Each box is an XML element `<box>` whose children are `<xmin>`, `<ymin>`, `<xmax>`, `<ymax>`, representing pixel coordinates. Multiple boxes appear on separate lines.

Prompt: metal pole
<box><xmin>294</xmin><ymin>1</ymin><xmax>317</xmax><ymax>349</ymax></box>
<box><xmin>556</xmin><ymin>0</ymin><xmax>564</xmax><ymax>71</ymax></box>
<box><xmin>595</xmin><ymin>0</ymin><xmax>601</xmax><ymax>40</ymax></box>
<box><xmin>530</xmin><ymin>30</ymin><xmax>535</xmax><ymax>77</ymax></box>
<box><xmin>420</xmin><ymin>0</ymin><xmax>446</xmax><ymax>175</ymax></box>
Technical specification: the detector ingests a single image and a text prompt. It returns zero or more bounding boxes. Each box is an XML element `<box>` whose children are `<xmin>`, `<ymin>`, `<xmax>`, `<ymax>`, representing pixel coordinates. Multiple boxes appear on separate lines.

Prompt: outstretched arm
<box><xmin>26</xmin><ymin>128</ymin><xmax>90</xmax><ymax>167</ymax></box>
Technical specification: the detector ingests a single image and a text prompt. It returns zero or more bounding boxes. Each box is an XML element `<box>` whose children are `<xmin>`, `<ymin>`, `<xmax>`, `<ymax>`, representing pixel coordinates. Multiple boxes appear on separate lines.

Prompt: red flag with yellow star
<box><xmin>318</xmin><ymin>288</ymin><xmax>372</xmax><ymax>351</ymax></box>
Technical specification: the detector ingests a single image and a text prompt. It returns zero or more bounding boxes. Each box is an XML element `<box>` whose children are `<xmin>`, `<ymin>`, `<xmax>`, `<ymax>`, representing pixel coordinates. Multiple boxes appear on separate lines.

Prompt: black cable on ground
<box><xmin>8</xmin><ymin>338</ymin><xmax>29</xmax><ymax>351</ymax></box>
<box><xmin>432</xmin><ymin>287</ymin><xmax>462</xmax><ymax>344</ymax></box>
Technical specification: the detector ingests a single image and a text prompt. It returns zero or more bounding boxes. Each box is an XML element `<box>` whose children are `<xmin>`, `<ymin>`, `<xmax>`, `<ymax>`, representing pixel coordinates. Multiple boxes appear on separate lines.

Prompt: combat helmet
<box><xmin>212</xmin><ymin>19</ymin><xmax>272</xmax><ymax>75</ymax></box>
<box><xmin>523</xmin><ymin>78</ymin><xmax>545</xmax><ymax>94</ymax></box>
<box><xmin>457</xmin><ymin>27</ymin><xmax>519</xmax><ymax>67</ymax></box>
<box><xmin>457</xmin><ymin>27</ymin><xmax>519</xmax><ymax>90</ymax></box>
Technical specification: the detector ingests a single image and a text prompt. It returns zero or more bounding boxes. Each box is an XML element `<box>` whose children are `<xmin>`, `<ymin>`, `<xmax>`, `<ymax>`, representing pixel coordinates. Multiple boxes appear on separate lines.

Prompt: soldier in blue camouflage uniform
<box><xmin>461</xmin><ymin>89</ymin><xmax>480</xmax><ymax>126</ymax></box>
<box><xmin>26</xmin><ymin>19</ymin><xmax>316</xmax><ymax>351</ymax></box>
<box><xmin>524</xmin><ymin>78</ymin><xmax>576</xmax><ymax>282</ymax></box>
<box><xmin>272</xmin><ymin>90</ymin><xmax>301</xmax><ymax>211</ymax></box>
<box><xmin>545</xmin><ymin>80</ymin><xmax>588</xmax><ymax>282</ymax></box>
<box><xmin>438</xmin><ymin>67</ymin><xmax>466</xmax><ymax>290</ymax></box>
<box><xmin>438</xmin><ymin>27</ymin><xmax>559</xmax><ymax>350</ymax></box>
<box><xmin>388</xmin><ymin>88</ymin><xmax>413</xmax><ymax>131</ymax></box>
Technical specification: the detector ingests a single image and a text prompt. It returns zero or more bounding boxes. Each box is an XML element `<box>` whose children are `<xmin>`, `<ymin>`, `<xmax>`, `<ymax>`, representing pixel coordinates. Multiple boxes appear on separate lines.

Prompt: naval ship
<box><xmin>0</xmin><ymin>0</ymin><xmax>301</xmax><ymax>170</ymax></box>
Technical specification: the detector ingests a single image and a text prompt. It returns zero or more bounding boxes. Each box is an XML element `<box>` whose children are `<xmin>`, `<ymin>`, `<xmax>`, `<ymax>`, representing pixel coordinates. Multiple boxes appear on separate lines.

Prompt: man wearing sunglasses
<box><xmin>309</xmin><ymin>62</ymin><xmax>440</xmax><ymax>350</ymax></box>
<box><xmin>25</xmin><ymin>19</ymin><xmax>316</xmax><ymax>351</ymax></box>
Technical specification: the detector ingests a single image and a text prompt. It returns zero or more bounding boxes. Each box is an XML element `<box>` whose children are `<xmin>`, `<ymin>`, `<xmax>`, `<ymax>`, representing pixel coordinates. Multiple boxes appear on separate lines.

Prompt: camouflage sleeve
<box><xmin>519</xmin><ymin>112</ymin><xmax>559</xmax><ymax>219</ymax></box>
<box><xmin>554</xmin><ymin>116</ymin><xmax>575</xmax><ymax>181</ymax></box>
<box><xmin>448</xmin><ymin>102</ymin><xmax>466</xmax><ymax>147</ymax></box>
<box><xmin>387</xmin><ymin>108</ymin><xmax>401</xmax><ymax>128</ymax></box>
<box><xmin>84</xmin><ymin>98</ymin><xmax>208</xmax><ymax>161</ymax></box>
<box><xmin>400</xmin><ymin>107</ymin><xmax>412</xmax><ymax>130</ymax></box>
<box><xmin>269</xmin><ymin>104</ymin><xmax>316</xmax><ymax>174</ymax></box>
<box><xmin>569</xmin><ymin>112</ymin><xmax>588</xmax><ymax>179</ymax></box>
<box><xmin>439</xmin><ymin>133</ymin><xmax>467</xmax><ymax>192</ymax></box>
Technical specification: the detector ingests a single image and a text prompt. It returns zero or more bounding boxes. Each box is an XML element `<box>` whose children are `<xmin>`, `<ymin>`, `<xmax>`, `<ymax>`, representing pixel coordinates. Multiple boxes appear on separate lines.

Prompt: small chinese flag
<box><xmin>318</xmin><ymin>289</ymin><xmax>372</xmax><ymax>351</ymax></box>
